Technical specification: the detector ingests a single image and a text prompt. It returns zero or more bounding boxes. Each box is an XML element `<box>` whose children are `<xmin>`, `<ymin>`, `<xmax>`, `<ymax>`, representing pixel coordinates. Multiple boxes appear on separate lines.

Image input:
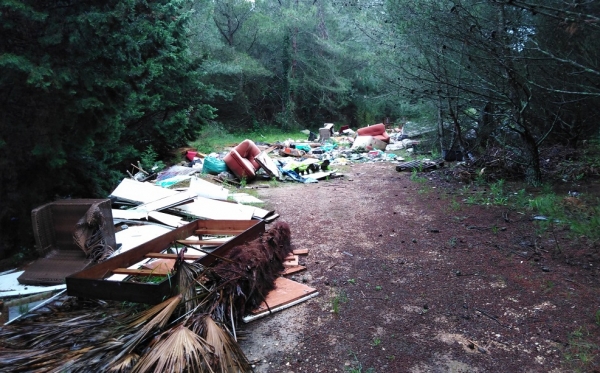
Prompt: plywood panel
<box><xmin>250</xmin><ymin>277</ymin><xmax>317</xmax><ymax>315</ymax></box>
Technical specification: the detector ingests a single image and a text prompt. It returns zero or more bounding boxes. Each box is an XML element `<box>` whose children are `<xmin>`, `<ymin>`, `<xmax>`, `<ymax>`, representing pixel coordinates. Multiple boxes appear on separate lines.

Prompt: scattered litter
<box><xmin>230</xmin><ymin>193</ymin><xmax>264</xmax><ymax>204</ymax></box>
<box><xmin>396</xmin><ymin>159</ymin><xmax>445</xmax><ymax>172</ymax></box>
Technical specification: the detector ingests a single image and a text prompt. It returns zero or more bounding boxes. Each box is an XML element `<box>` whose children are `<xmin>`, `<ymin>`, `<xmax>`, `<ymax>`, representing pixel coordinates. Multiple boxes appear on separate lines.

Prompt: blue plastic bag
<box><xmin>202</xmin><ymin>156</ymin><xmax>228</xmax><ymax>175</ymax></box>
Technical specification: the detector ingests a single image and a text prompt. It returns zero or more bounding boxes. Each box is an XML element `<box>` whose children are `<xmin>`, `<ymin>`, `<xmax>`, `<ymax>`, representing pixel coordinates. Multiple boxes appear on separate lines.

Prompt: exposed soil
<box><xmin>240</xmin><ymin>162</ymin><xmax>600</xmax><ymax>373</ymax></box>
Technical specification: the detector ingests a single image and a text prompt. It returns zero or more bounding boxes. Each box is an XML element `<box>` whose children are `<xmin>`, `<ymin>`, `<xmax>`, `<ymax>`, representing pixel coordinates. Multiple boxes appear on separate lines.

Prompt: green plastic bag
<box><xmin>202</xmin><ymin>156</ymin><xmax>228</xmax><ymax>175</ymax></box>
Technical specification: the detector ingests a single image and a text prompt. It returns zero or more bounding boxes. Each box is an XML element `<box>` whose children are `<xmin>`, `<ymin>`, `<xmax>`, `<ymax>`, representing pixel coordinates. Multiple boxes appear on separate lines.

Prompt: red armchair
<box><xmin>223</xmin><ymin>139</ymin><xmax>262</xmax><ymax>180</ymax></box>
<box><xmin>356</xmin><ymin>123</ymin><xmax>390</xmax><ymax>143</ymax></box>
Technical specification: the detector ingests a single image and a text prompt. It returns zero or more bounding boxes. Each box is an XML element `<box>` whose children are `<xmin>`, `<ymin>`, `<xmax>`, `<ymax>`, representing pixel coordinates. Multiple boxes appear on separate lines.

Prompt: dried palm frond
<box><xmin>0</xmin><ymin>347</ymin><xmax>70</xmax><ymax>373</ymax></box>
<box><xmin>174</xmin><ymin>257</ymin><xmax>205</xmax><ymax>314</ymax></box>
<box><xmin>211</xmin><ymin>221</ymin><xmax>292</xmax><ymax>320</ymax></box>
<box><xmin>107</xmin><ymin>295</ymin><xmax>183</xmax><ymax>368</ymax></box>
<box><xmin>0</xmin><ymin>222</ymin><xmax>295</xmax><ymax>373</ymax></box>
<box><xmin>202</xmin><ymin>316</ymin><xmax>252</xmax><ymax>373</ymax></box>
<box><xmin>131</xmin><ymin>324</ymin><xmax>215</xmax><ymax>373</ymax></box>
<box><xmin>108</xmin><ymin>353</ymin><xmax>139</xmax><ymax>373</ymax></box>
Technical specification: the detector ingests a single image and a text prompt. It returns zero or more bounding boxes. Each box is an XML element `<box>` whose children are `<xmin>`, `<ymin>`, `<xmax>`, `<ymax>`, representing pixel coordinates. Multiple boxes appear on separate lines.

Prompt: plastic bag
<box><xmin>202</xmin><ymin>156</ymin><xmax>228</xmax><ymax>175</ymax></box>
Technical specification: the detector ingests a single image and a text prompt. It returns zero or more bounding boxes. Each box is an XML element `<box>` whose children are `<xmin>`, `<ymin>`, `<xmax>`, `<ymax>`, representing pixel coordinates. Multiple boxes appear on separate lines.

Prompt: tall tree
<box><xmin>0</xmin><ymin>0</ymin><xmax>214</xmax><ymax>258</ymax></box>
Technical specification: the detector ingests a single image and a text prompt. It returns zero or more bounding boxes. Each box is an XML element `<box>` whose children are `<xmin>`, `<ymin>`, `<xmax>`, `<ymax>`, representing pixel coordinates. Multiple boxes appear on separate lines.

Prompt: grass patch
<box><xmin>331</xmin><ymin>290</ymin><xmax>349</xmax><ymax>314</ymax></box>
<box><xmin>190</xmin><ymin>123</ymin><xmax>304</xmax><ymax>153</ymax></box>
<box><xmin>410</xmin><ymin>169</ymin><xmax>428</xmax><ymax>183</ymax></box>
<box><xmin>562</xmin><ymin>327</ymin><xmax>599</xmax><ymax>372</ymax></box>
<box><xmin>345</xmin><ymin>351</ymin><xmax>375</xmax><ymax>373</ymax></box>
<box><xmin>529</xmin><ymin>193</ymin><xmax>600</xmax><ymax>242</ymax></box>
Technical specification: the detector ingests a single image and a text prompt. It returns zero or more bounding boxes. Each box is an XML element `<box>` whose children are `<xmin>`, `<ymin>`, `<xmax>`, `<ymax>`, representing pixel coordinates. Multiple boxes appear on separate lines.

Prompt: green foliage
<box><xmin>331</xmin><ymin>290</ymin><xmax>348</xmax><ymax>314</ymax></box>
<box><xmin>190</xmin><ymin>123</ymin><xmax>303</xmax><ymax>153</ymax></box>
<box><xmin>562</xmin><ymin>327</ymin><xmax>599</xmax><ymax>372</ymax></box>
<box><xmin>140</xmin><ymin>146</ymin><xmax>165</xmax><ymax>173</ymax></box>
<box><xmin>345</xmin><ymin>351</ymin><xmax>375</xmax><ymax>373</ymax></box>
<box><xmin>0</xmin><ymin>0</ymin><xmax>215</xmax><ymax>257</ymax></box>
<box><xmin>410</xmin><ymin>169</ymin><xmax>427</xmax><ymax>183</ymax></box>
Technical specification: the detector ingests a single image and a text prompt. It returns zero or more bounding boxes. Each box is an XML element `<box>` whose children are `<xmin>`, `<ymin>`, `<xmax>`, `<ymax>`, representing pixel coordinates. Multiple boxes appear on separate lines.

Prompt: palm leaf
<box><xmin>108</xmin><ymin>352</ymin><xmax>139</xmax><ymax>373</ymax></box>
<box><xmin>131</xmin><ymin>324</ymin><xmax>215</xmax><ymax>373</ymax></box>
<box><xmin>175</xmin><ymin>260</ymin><xmax>205</xmax><ymax>314</ymax></box>
<box><xmin>203</xmin><ymin>316</ymin><xmax>252</xmax><ymax>373</ymax></box>
<box><xmin>107</xmin><ymin>295</ymin><xmax>183</xmax><ymax>369</ymax></box>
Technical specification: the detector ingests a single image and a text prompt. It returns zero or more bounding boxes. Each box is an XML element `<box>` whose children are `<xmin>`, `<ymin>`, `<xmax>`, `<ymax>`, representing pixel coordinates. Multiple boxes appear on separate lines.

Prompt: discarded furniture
<box><xmin>66</xmin><ymin>219</ymin><xmax>265</xmax><ymax>304</ymax></box>
<box><xmin>351</xmin><ymin>135</ymin><xmax>387</xmax><ymax>151</ymax></box>
<box><xmin>254</xmin><ymin>151</ymin><xmax>281</xmax><ymax>179</ymax></box>
<box><xmin>18</xmin><ymin>199</ymin><xmax>116</xmax><ymax>286</ymax></box>
<box><xmin>395</xmin><ymin>159</ymin><xmax>445</xmax><ymax>172</ymax></box>
<box><xmin>223</xmin><ymin>139</ymin><xmax>262</xmax><ymax>180</ymax></box>
<box><xmin>356</xmin><ymin>123</ymin><xmax>390</xmax><ymax>143</ymax></box>
<box><xmin>318</xmin><ymin>123</ymin><xmax>335</xmax><ymax>143</ymax></box>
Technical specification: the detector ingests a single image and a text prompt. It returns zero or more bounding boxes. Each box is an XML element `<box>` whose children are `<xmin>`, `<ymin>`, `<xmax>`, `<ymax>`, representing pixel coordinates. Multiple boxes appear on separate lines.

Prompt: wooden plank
<box><xmin>283</xmin><ymin>256</ymin><xmax>299</xmax><ymax>267</ymax></box>
<box><xmin>134</xmin><ymin>190</ymin><xmax>197</xmax><ymax>212</ymax></box>
<box><xmin>300</xmin><ymin>170</ymin><xmax>335</xmax><ymax>180</ymax></box>
<box><xmin>255</xmin><ymin>151</ymin><xmax>281</xmax><ymax>179</ymax></box>
<box><xmin>282</xmin><ymin>265</ymin><xmax>306</xmax><ymax>275</ymax></box>
<box><xmin>112</xmin><ymin>209</ymin><xmax>148</xmax><ymax>220</ymax></box>
<box><xmin>169</xmin><ymin>196</ymin><xmax>255</xmax><ymax>221</ymax></box>
<box><xmin>194</xmin><ymin>229</ymin><xmax>245</xmax><ymax>235</ymax></box>
<box><xmin>177</xmin><ymin>239</ymin><xmax>230</xmax><ymax>245</ymax></box>
<box><xmin>293</xmin><ymin>249</ymin><xmax>309</xmax><ymax>255</ymax></box>
<box><xmin>66</xmin><ymin>219</ymin><xmax>265</xmax><ymax>304</ymax></box>
<box><xmin>142</xmin><ymin>259</ymin><xmax>175</xmax><ymax>273</ymax></box>
<box><xmin>112</xmin><ymin>268</ymin><xmax>170</xmax><ymax>276</ymax></box>
<box><xmin>249</xmin><ymin>277</ymin><xmax>317</xmax><ymax>315</ymax></box>
<box><xmin>144</xmin><ymin>253</ymin><xmax>204</xmax><ymax>260</ymax></box>
<box><xmin>109</xmin><ymin>178</ymin><xmax>177</xmax><ymax>204</ymax></box>
<box><xmin>147</xmin><ymin>211</ymin><xmax>185</xmax><ymax>227</ymax></box>
<box><xmin>284</xmin><ymin>254</ymin><xmax>295</xmax><ymax>261</ymax></box>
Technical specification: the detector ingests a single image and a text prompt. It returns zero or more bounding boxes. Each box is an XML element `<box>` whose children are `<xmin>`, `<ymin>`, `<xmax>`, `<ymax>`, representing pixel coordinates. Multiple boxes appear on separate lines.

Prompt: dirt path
<box><xmin>240</xmin><ymin>162</ymin><xmax>600</xmax><ymax>373</ymax></box>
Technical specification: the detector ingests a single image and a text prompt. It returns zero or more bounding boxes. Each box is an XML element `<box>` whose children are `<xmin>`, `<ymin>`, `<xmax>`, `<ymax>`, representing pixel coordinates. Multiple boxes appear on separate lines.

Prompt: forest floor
<box><xmin>240</xmin><ymin>161</ymin><xmax>600</xmax><ymax>373</ymax></box>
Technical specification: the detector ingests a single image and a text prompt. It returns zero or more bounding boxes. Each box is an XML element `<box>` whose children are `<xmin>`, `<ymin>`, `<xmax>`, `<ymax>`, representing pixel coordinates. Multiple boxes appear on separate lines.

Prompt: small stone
<box><xmin>542</xmin><ymin>267</ymin><xmax>550</xmax><ymax>272</ymax></box>
<box><xmin>412</xmin><ymin>239</ymin><xmax>417</xmax><ymax>243</ymax></box>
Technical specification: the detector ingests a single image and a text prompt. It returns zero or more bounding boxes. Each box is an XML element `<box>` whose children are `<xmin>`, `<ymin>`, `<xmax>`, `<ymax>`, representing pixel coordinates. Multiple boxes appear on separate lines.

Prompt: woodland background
<box><xmin>1</xmin><ymin>0</ymin><xmax>599</xmax><ymax>259</ymax></box>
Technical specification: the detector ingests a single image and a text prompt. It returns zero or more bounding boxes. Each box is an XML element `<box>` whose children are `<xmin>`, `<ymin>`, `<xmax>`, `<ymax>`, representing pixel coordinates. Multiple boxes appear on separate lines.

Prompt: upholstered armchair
<box><xmin>356</xmin><ymin>123</ymin><xmax>390</xmax><ymax>143</ymax></box>
<box><xmin>223</xmin><ymin>139</ymin><xmax>262</xmax><ymax>180</ymax></box>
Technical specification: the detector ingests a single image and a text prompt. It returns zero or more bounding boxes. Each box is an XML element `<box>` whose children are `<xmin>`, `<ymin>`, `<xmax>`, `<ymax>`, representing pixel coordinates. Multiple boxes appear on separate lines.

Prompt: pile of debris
<box><xmin>168</xmin><ymin>122</ymin><xmax>432</xmax><ymax>186</ymax></box>
<box><xmin>0</xmin><ymin>221</ymin><xmax>316</xmax><ymax>372</ymax></box>
<box><xmin>0</xmin><ymin>153</ymin><xmax>320</xmax><ymax>371</ymax></box>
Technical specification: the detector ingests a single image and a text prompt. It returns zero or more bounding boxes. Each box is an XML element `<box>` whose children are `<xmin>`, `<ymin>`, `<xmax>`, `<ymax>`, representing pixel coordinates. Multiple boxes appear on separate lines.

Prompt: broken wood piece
<box><xmin>293</xmin><ymin>249</ymin><xmax>309</xmax><ymax>255</ymax></box>
<box><xmin>131</xmin><ymin>163</ymin><xmax>149</xmax><ymax>175</ymax></box>
<box><xmin>170</xmin><ymin>196</ymin><xmax>256</xmax><ymax>220</ymax></box>
<box><xmin>395</xmin><ymin>158</ymin><xmax>444</xmax><ymax>172</ymax></box>
<box><xmin>134</xmin><ymin>190</ymin><xmax>197</xmax><ymax>212</ymax></box>
<box><xmin>244</xmin><ymin>277</ymin><xmax>318</xmax><ymax>321</ymax></box>
<box><xmin>112</xmin><ymin>268</ymin><xmax>171</xmax><ymax>276</ymax></box>
<box><xmin>145</xmin><ymin>253</ymin><xmax>204</xmax><ymax>260</ymax></box>
<box><xmin>177</xmin><ymin>239</ymin><xmax>230</xmax><ymax>246</ymax></box>
<box><xmin>282</xmin><ymin>265</ymin><xmax>306</xmax><ymax>275</ymax></box>
<box><xmin>193</xmin><ymin>229</ymin><xmax>245</xmax><ymax>235</ymax></box>
<box><xmin>283</xmin><ymin>255</ymin><xmax>299</xmax><ymax>266</ymax></box>
<box><xmin>255</xmin><ymin>151</ymin><xmax>281</xmax><ymax>179</ymax></box>
<box><xmin>142</xmin><ymin>259</ymin><xmax>175</xmax><ymax>273</ymax></box>
<box><xmin>264</xmin><ymin>146</ymin><xmax>277</xmax><ymax>154</ymax></box>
